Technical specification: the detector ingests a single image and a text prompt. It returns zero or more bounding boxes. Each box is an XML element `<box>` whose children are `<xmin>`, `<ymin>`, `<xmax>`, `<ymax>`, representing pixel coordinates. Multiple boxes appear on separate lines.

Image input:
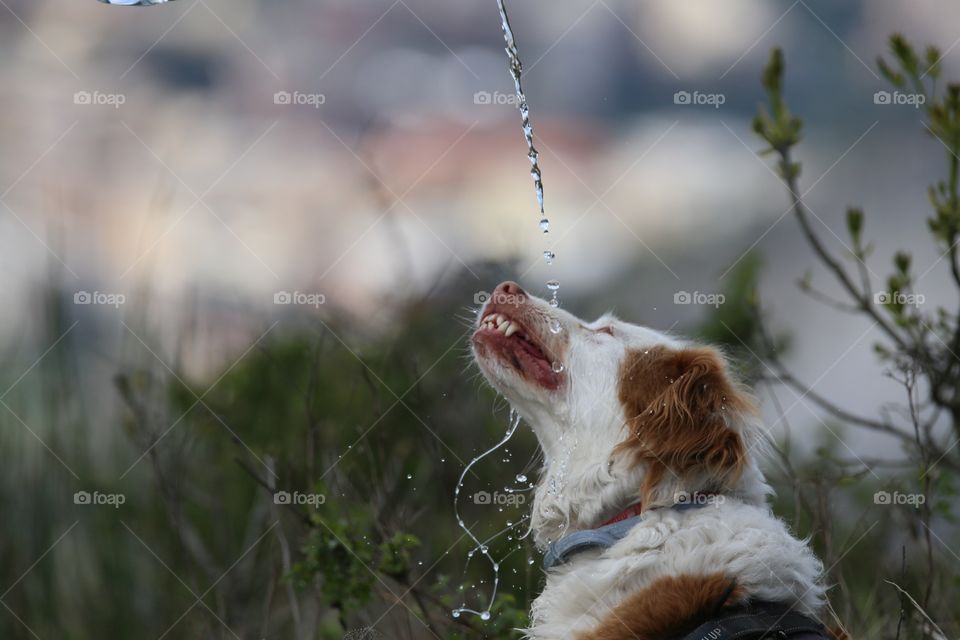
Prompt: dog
<box><xmin>471</xmin><ymin>281</ymin><xmax>827</xmax><ymax>640</ymax></box>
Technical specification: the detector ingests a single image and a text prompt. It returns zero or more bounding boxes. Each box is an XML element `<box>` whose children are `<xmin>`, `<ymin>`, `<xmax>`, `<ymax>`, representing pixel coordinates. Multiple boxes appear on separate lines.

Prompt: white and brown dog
<box><xmin>471</xmin><ymin>281</ymin><xmax>827</xmax><ymax>640</ymax></box>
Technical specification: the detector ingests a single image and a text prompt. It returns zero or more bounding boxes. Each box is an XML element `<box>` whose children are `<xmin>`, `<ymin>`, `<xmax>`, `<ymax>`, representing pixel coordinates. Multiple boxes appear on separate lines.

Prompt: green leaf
<box><xmin>846</xmin><ymin>207</ymin><xmax>864</xmax><ymax>242</ymax></box>
<box><xmin>893</xmin><ymin>251</ymin><xmax>912</xmax><ymax>274</ymax></box>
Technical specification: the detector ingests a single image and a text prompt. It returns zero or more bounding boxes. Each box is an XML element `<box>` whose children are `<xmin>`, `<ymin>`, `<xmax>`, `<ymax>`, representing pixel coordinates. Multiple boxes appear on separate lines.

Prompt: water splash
<box><xmin>496</xmin><ymin>0</ymin><xmax>560</xmax><ymax>308</ymax></box>
<box><xmin>452</xmin><ymin>408</ymin><xmax>522</xmax><ymax>621</ymax></box>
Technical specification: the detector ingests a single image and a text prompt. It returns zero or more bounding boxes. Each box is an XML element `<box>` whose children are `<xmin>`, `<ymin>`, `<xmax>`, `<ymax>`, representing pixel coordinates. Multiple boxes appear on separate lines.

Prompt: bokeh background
<box><xmin>2</xmin><ymin>0</ymin><xmax>959</xmax><ymax>638</ymax></box>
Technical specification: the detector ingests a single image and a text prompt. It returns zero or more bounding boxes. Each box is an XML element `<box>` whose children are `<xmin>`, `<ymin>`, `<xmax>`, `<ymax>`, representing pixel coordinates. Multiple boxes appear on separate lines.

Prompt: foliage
<box><xmin>750</xmin><ymin>36</ymin><xmax>960</xmax><ymax>636</ymax></box>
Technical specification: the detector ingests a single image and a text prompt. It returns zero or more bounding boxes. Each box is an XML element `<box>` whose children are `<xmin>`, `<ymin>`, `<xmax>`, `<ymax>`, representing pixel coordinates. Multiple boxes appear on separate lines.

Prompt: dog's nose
<box><xmin>495</xmin><ymin>281</ymin><xmax>525</xmax><ymax>299</ymax></box>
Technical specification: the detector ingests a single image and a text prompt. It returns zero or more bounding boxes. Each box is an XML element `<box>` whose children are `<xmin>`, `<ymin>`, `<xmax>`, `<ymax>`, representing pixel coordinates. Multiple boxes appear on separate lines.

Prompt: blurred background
<box><xmin>2</xmin><ymin>0</ymin><xmax>959</xmax><ymax>638</ymax></box>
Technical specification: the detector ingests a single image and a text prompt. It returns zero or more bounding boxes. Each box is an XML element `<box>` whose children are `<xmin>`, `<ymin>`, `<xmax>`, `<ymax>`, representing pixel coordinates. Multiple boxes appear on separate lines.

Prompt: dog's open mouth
<box><xmin>473</xmin><ymin>312</ymin><xmax>562</xmax><ymax>390</ymax></box>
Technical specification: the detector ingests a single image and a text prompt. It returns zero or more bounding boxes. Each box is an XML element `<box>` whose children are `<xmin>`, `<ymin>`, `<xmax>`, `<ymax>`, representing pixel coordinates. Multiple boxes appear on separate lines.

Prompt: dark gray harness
<box><xmin>674</xmin><ymin>602</ymin><xmax>828</xmax><ymax>640</ymax></box>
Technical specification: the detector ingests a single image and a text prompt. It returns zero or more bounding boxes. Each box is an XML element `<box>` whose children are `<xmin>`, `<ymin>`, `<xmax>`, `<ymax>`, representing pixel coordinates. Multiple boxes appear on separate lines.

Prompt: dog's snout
<box><xmin>495</xmin><ymin>280</ymin><xmax>525</xmax><ymax>299</ymax></box>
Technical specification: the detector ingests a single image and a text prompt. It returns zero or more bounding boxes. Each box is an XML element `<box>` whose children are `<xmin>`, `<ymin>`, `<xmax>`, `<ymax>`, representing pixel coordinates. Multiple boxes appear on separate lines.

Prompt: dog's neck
<box><xmin>523</xmin><ymin>408</ymin><xmax>774</xmax><ymax>548</ymax></box>
<box><xmin>528</xmin><ymin>449</ymin><xmax>773</xmax><ymax>549</ymax></box>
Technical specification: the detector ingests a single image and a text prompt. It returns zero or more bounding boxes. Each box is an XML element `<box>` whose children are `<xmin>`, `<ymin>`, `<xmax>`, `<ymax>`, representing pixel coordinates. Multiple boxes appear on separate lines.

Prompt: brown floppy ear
<box><xmin>615</xmin><ymin>346</ymin><xmax>755</xmax><ymax>505</ymax></box>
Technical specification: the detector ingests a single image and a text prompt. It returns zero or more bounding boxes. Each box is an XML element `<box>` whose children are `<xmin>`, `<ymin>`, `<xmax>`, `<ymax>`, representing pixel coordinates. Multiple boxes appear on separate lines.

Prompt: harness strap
<box><xmin>676</xmin><ymin>602</ymin><xmax>827</xmax><ymax>640</ymax></box>
<box><xmin>543</xmin><ymin>515</ymin><xmax>641</xmax><ymax>569</ymax></box>
<box><xmin>543</xmin><ymin>499</ymin><xmax>712</xmax><ymax>570</ymax></box>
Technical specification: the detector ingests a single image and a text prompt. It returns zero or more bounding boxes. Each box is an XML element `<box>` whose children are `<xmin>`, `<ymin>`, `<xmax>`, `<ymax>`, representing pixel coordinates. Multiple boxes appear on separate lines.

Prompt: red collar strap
<box><xmin>601</xmin><ymin>502</ymin><xmax>644</xmax><ymax>526</ymax></box>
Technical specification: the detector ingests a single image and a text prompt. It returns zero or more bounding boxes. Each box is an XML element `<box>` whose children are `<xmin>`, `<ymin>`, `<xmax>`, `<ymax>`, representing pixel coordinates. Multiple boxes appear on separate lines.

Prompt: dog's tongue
<box><xmin>507</xmin><ymin>336</ymin><xmax>560</xmax><ymax>390</ymax></box>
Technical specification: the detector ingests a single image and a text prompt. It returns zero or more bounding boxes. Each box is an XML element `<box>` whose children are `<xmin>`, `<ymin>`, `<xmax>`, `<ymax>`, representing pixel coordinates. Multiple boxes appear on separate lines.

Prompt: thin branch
<box><xmin>885</xmin><ymin>580</ymin><xmax>948</xmax><ymax>640</ymax></box>
<box><xmin>780</xmin><ymin>148</ymin><xmax>910</xmax><ymax>353</ymax></box>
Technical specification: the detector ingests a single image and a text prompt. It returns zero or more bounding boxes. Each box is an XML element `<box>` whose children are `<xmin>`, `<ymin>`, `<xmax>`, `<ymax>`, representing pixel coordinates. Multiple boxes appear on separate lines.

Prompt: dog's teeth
<box><xmin>504</xmin><ymin>323</ymin><xmax>518</xmax><ymax>337</ymax></box>
<box><xmin>483</xmin><ymin>314</ymin><xmax>495</xmax><ymax>324</ymax></box>
<box><xmin>496</xmin><ymin>315</ymin><xmax>507</xmax><ymax>327</ymax></box>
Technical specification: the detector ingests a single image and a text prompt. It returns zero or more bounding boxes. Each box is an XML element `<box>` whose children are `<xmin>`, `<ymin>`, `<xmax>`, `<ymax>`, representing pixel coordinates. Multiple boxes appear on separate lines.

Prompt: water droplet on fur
<box><xmin>549</xmin><ymin>319</ymin><xmax>562</xmax><ymax>334</ymax></box>
<box><xmin>552</xmin><ymin>361</ymin><xmax>564</xmax><ymax>373</ymax></box>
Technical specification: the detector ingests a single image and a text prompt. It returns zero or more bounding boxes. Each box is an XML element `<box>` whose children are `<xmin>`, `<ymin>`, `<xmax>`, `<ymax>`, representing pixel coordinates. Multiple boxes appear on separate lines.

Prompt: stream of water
<box><xmin>97</xmin><ymin>0</ymin><xmax>175</xmax><ymax>5</ymax></box>
<box><xmin>496</xmin><ymin>0</ymin><xmax>560</xmax><ymax>308</ymax></box>
<box><xmin>451</xmin><ymin>408</ymin><xmax>523</xmax><ymax>620</ymax></box>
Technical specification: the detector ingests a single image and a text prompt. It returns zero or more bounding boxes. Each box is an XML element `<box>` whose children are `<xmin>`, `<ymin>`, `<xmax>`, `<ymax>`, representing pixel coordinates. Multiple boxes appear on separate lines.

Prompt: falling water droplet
<box><xmin>543</xmin><ymin>250</ymin><xmax>555</xmax><ymax>264</ymax></box>
<box><xmin>481</xmin><ymin>611</ymin><xmax>491</xmax><ymax>621</ymax></box>
<box><xmin>516</xmin><ymin>474</ymin><xmax>527</xmax><ymax>482</ymax></box>
<box><xmin>546</xmin><ymin>280</ymin><xmax>559</xmax><ymax>291</ymax></box>
<box><xmin>452</xmin><ymin>610</ymin><xmax>461</xmax><ymax>619</ymax></box>
<box><xmin>539</xmin><ymin>217</ymin><xmax>549</xmax><ymax>233</ymax></box>
<box><xmin>406</xmin><ymin>474</ymin><xmax>413</xmax><ymax>479</ymax></box>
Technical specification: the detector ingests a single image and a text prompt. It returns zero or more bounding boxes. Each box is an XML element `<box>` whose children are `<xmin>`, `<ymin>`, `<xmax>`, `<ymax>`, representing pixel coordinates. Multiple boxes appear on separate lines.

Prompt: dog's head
<box><xmin>471</xmin><ymin>281</ymin><xmax>770</xmax><ymax>545</ymax></box>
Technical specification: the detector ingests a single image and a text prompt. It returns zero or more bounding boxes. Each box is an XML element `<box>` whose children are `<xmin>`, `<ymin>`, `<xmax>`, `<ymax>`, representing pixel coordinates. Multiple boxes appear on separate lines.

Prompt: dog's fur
<box><xmin>471</xmin><ymin>282</ymin><xmax>824</xmax><ymax>640</ymax></box>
